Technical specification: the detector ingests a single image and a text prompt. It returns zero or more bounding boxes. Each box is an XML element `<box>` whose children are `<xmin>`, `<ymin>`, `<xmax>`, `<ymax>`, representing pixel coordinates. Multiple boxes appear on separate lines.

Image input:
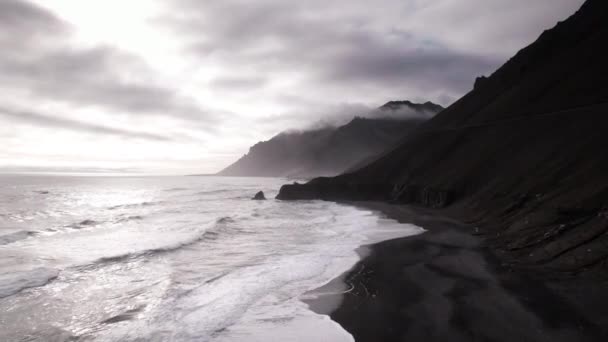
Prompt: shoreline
<box><xmin>306</xmin><ymin>201</ymin><xmax>607</xmax><ymax>341</ymax></box>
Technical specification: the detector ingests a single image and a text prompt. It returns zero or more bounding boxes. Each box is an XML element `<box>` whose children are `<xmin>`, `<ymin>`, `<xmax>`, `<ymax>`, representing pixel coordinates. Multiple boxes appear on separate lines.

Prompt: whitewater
<box><xmin>0</xmin><ymin>175</ymin><xmax>423</xmax><ymax>341</ymax></box>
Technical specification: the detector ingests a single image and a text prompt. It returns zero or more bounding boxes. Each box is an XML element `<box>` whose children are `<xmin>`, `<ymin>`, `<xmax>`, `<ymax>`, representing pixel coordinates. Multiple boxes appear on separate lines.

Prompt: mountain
<box><xmin>278</xmin><ymin>0</ymin><xmax>608</xmax><ymax>276</ymax></box>
<box><xmin>379</xmin><ymin>100</ymin><xmax>444</xmax><ymax>113</ymax></box>
<box><xmin>218</xmin><ymin>101</ymin><xmax>443</xmax><ymax>178</ymax></box>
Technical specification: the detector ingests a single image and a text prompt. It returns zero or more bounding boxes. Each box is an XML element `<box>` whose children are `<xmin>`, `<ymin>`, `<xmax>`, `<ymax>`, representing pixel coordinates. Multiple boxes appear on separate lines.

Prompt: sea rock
<box><xmin>252</xmin><ymin>191</ymin><xmax>266</xmax><ymax>200</ymax></box>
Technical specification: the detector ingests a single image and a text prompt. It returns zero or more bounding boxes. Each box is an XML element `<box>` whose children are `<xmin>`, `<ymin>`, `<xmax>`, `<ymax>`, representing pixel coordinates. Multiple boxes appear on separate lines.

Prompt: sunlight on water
<box><xmin>0</xmin><ymin>175</ymin><xmax>423</xmax><ymax>341</ymax></box>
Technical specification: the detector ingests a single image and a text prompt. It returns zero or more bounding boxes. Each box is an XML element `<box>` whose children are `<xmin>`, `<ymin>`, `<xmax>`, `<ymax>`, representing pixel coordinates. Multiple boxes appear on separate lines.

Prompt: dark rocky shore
<box><xmin>306</xmin><ymin>203</ymin><xmax>608</xmax><ymax>341</ymax></box>
<box><xmin>281</xmin><ymin>1</ymin><xmax>608</xmax><ymax>340</ymax></box>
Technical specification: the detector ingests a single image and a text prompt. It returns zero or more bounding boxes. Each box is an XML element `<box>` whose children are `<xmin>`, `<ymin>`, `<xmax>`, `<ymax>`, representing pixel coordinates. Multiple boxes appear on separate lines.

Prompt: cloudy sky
<box><xmin>0</xmin><ymin>0</ymin><xmax>584</xmax><ymax>174</ymax></box>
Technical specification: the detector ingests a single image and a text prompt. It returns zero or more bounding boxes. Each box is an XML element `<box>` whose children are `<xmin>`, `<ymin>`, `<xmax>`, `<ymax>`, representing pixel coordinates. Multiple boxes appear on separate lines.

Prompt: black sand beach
<box><xmin>307</xmin><ymin>202</ymin><xmax>608</xmax><ymax>342</ymax></box>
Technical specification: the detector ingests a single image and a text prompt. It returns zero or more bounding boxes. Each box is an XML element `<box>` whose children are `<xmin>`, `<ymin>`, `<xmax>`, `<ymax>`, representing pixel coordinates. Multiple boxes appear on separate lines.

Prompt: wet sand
<box><xmin>306</xmin><ymin>202</ymin><xmax>607</xmax><ymax>342</ymax></box>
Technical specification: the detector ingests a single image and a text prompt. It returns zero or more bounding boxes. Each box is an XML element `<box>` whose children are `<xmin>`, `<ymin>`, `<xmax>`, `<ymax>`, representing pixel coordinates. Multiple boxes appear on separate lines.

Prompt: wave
<box><xmin>115</xmin><ymin>215</ymin><xmax>145</xmax><ymax>223</ymax></box>
<box><xmin>0</xmin><ymin>230</ymin><xmax>38</xmax><ymax>245</ymax></box>
<box><xmin>233</xmin><ymin>195</ymin><xmax>255</xmax><ymax>200</ymax></box>
<box><xmin>65</xmin><ymin>215</ymin><xmax>145</xmax><ymax>230</ymax></box>
<box><xmin>108</xmin><ymin>201</ymin><xmax>163</xmax><ymax>210</ymax></box>
<box><xmin>89</xmin><ymin>218</ymin><xmax>238</xmax><ymax>266</ymax></box>
<box><xmin>65</xmin><ymin>219</ymin><xmax>102</xmax><ymax>230</ymax></box>
<box><xmin>91</xmin><ymin>235</ymin><xmax>207</xmax><ymax>265</ymax></box>
<box><xmin>216</xmin><ymin>216</ymin><xmax>234</xmax><ymax>224</ymax></box>
<box><xmin>101</xmin><ymin>305</ymin><xmax>146</xmax><ymax>324</ymax></box>
<box><xmin>163</xmin><ymin>187</ymin><xmax>188</xmax><ymax>192</ymax></box>
<box><xmin>196</xmin><ymin>189</ymin><xmax>232</xmax><ymax>196</ymax></box>
<box><xmin>0</xmin><ymin>267</ymin><xmax>59</xmax><ymax>298</ymax></box>
<box><xmin>76</xmin><ymin>219</ymin><xmax>99</xmax><ymax>227</ymax></box>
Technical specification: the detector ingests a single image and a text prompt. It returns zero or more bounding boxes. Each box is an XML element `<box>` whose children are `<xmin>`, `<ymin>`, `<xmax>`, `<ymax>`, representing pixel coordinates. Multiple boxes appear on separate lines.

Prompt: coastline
<box><xmin>306</xmin><ymin>201</ymin><xmax>607</xmax><ymax>342</ymax></box>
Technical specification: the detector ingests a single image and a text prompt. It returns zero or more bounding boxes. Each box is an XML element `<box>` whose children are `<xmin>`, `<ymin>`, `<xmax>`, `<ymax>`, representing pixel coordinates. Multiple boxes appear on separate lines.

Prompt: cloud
<box><xmin>0</xmin><ymin>0</ymin><xmax>68</xmax><ymax>44</ymax></box>
<box><xmin>400</xmin><ymin>0</ymin><xmax>586</xmax><ymax>56</ymax></box>
<box><xmin>161</xmin><ymin>0</ymin><xmax>584</xmax><ymax>110</ymax></box>
<box><xmin>258</xmin><ymin>100</ymin><xmax>439</xmax><ymax>131</ymax></box>
<box><xmin>209</xmin><ymin>75</ymin><xmax>269</xmax><ymax>90</ymax></box>
<box><xmin>0</xmin><ymin>106</ymin><xmax>172</xmax><ymax>141</ymax></box>
<box><xmin>307</xmin><ymin>33</ymin><xmax>499</xmax><ymax>94</ymax></box>
<box><xmin>0</xmin><ymin>0</ymin><xmax>212</xmax><ymax>122</ymax></box>
<box><xmin>0</xmin><ymin>0</ymin><xmax>586</xmax><ymax>174</ymax></box>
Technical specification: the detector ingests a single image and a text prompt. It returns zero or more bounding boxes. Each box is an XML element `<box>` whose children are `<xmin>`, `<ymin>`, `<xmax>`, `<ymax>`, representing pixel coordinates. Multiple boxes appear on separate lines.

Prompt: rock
<box><xmin>252</xmin><ymin>191</ymin><xmax>266</xmax><ymax>200</ymax></box>
<box><xmin>474</xmin><ymin>75</ymin><xmax>488</xmax><ymax>89</ymax></box>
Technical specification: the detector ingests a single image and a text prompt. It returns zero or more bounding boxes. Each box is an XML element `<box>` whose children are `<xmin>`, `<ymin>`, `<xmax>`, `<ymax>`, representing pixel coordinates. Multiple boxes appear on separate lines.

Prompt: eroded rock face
<box><xmin>252</xmin><ymin>191</ymin><xmax>266</xmax><ymax>200</ymax></box>
<box><xmin>391</xmin><ymin>184</ymin><xmax>453</xmax><ymax>208</ymax></box>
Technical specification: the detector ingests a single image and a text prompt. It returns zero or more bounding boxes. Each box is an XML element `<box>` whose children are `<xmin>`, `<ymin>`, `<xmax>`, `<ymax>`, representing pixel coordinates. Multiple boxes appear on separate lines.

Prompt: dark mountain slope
<box><xmin>277</xmin><ymin>0</ymin><xmax>608</xmax><ymax>276</ymax></box>
<box><xmin>218</xmin><ymin>101</ymin><xmax>442</xmax><ymax>178</ymax></box>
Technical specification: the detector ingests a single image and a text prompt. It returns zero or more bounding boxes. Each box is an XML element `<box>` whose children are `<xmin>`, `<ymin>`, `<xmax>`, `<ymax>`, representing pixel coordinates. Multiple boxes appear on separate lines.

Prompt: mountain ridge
<box><xmin>217</xmin><ymin>100</ymin><xmax>443</xmax><ymax>178</ymax></box>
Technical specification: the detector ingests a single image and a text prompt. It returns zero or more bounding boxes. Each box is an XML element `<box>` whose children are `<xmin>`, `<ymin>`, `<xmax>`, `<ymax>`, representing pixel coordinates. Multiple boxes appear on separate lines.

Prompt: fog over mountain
<box><xmin>219</xmin><ymin>101</ymin><xmax>443</xmax><ymax>178</ymax></box>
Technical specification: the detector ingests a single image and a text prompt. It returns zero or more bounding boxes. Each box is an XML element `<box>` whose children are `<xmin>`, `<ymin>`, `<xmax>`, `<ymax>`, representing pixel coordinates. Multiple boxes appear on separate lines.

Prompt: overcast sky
<box><xmin>0</xmin><ymin>0</ymin><xmax>584</xmax><ymax>174</ymax></box>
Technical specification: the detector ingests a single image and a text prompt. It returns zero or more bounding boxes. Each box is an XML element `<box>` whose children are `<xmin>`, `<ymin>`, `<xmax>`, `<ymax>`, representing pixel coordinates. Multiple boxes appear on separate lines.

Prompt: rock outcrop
<box><xmin>473</xmin><ymin>75</ymin><xmax>488</xmax><ymax>90</ymax></box>
<box><xmin>252</xmin><ymin>191</ymin><xmax>266</xmax><ymax>200</ymax></box>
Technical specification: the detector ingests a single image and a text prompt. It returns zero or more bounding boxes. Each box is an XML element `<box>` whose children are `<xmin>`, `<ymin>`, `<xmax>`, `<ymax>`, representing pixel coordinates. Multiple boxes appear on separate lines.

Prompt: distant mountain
<box><xmin>277</xmin><ymin>0</ymin><xmax>608</xmax><ymax>275</ymax></box>
<box><xmin>217</xmin><ymin>101</ymin><xmax>443</xmax><ymax>178</ymax></box>
<box><xmin>379</xmin><ymin>101</ymin><xmax>444</xmax><ymax>113</ymax></box>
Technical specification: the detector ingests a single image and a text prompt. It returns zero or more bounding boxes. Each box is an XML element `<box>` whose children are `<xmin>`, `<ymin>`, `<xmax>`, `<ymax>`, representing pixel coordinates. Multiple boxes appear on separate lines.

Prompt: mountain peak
<box><xmin>379</xmin><ymin>100</ymin><xmax>444</xmax><ymax>113</ymax></box>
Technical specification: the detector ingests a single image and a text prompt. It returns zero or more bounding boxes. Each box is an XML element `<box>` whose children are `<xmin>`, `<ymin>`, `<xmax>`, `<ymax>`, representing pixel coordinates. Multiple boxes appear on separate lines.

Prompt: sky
<box><xmin>0</xmin><ymin>0</ymin><xmax>585</xmax><ymax>175</ymax></box>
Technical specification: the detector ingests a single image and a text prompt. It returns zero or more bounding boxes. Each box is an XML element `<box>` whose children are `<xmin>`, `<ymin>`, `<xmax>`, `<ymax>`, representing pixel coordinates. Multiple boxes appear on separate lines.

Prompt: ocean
<box><xmin>0</xmin><ymin>175</ymin><xmax>423</xmax><ymax>341</ymax></box>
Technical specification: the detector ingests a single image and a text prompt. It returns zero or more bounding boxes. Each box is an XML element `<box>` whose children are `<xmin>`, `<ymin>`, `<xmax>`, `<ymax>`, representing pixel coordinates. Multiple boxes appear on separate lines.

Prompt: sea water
<box><xmin>0</xmin><ymin>175</ymin><xmax>423</xmax><ymax>341</ymax></box>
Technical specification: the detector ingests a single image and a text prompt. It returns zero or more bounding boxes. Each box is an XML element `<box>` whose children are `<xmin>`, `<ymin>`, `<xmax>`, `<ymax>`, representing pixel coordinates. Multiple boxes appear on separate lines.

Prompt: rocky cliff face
<box><xmin>218</xmin><ymin>101</ymin><xmax>443</xmax><ymax>178</ymax></box>
<box><xmin>277</xmin><ymin>0</ymin><xmax>608</xmax><ymax>276</ymax></box>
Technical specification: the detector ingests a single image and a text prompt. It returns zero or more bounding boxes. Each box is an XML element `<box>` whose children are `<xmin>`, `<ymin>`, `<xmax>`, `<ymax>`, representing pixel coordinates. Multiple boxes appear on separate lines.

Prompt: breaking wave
<box><xmin>90</xmin><ymin>217</ymin><xmax>235</xmax><ymax>266</ymax></box>
<box><xmin>108</xmin><ymin>201</ymin><xmax>163</xmax><ymax>210</ymax></box>
<box><xmin>0</xmin><ymin>230</ymin><xmax>38</xmax><ymax>245</ymax></box>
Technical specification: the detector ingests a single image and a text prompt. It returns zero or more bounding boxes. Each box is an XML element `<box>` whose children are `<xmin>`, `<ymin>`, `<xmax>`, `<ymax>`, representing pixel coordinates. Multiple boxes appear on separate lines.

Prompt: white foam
<box><xmin>0</xmin><ymin>230</ymin><xmax>37</xmax><ymax>245</ymax></box>
<box><xmin>101</xmin><ymin>206</ymin><xmax>423</xmax><ymax>341</ymax></box>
